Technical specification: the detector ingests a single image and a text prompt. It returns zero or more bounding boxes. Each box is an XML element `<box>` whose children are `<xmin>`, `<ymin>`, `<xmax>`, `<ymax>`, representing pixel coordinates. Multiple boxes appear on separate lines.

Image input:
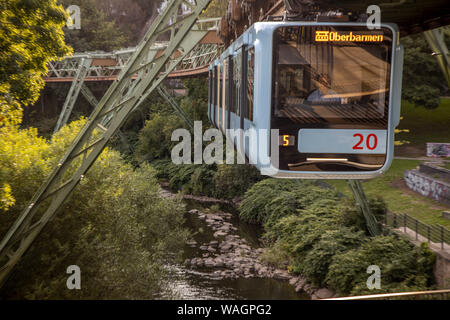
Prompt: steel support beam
<box><xmin>424</xmin><ymin>27</ymin><xmax>450</xmax><ymax>88</ymax></box>
<box><xmin>54</xmin><ymin>58</ymin><xmax>92</xmax><ymax>133</ymax></box>
<box><xmin>348</xmin><ymin>180</ymin><xmax>381</xmax><ymax>236</ymax></box>
<box><xmin>81</xmin><ymin>84</ymin><xmax>133</xmax><ymax>152</ymax></box>
<box><xmin>157</xmin><ymin>84</ymin><xmax>194</xmax><ymax>131</ymax></box>
<box><xmin>0</xmin><ymin>0</ymin><xmax>213</xmax><ymax>288</ymax></box>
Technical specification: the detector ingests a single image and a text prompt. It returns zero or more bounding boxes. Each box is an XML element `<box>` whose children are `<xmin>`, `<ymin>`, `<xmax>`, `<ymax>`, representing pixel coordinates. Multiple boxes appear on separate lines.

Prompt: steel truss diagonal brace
<box><xmin>348</xmin><ymin>180</ymin><xmax>381</xmax><ymax>236</ymax></box>
<box><xmin>81</xmin><ymin>84</ymin><xmax>133</xmax><ymax>152</ymax></box>
<box><xmin>0</xmin><ymin>0</ymin><xmax>213</xmax><ymax>288</ymax></box>
<box><xmin>54</xmin><ymin>58</ymin><xmax>92</xmax><ymax>133</ymax></box>
<box><xmin>157</xmin><ymin>84</ymin><xmax>194</xmax><ymax>131</ymax></box>
<box><xmin>424</xmin><ymin>27</ymin><xmax>450</xmax><ymax>87</ymax></box>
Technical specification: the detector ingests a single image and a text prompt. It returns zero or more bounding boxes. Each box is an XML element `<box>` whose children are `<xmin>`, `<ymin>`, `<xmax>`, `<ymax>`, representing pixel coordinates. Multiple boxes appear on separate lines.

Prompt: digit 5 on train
<box><xmin>208</xmin><ymin>22</ymin><xmax>404</xmax><ymax>179</ymax></box>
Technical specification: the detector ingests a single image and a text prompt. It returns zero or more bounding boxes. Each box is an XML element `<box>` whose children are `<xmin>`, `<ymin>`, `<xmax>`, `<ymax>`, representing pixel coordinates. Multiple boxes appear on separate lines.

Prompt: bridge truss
<box><xmin>0</xmin><ymin>0</ymin><xmax>215</xmax><ymax>288</ymax></box>
<box><xmin>50</xmin><ymin>18</ymin><xmax>221</xmax><ymax>132</ymax></box>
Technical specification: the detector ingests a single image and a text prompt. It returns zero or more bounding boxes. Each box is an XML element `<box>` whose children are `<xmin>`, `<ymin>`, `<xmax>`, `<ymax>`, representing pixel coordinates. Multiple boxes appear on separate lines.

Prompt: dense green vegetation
<box><xmin>240</xmin><ymin>179</ymin><xmax>436</xmax><ymax>296</ymax></box>
<box><xmin>401</xmin><ymin>30</ymin><xmax>450</xmax><ymax>109</ymax></box>
<box><xmin>58</xmin><ymin>0</ymin><xmax>164</xmax><ymax>51</ymax></box>
<box><xmin>0</xmin><ymin>120</ymin><xmax>189</xmax><ymax>299</ymax></box>
<box><xmin>152</xmin><ymin>160</ymin><xmax>262</xmax><ymax>200</ymax></box>
<box><xmin>0</xmin><ymin>0</ymin><xmax>71</xmax><ymax>127</ymax></box>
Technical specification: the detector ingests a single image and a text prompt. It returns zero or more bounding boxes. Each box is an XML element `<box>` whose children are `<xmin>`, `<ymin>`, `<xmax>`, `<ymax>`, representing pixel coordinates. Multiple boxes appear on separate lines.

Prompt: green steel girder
<box><xmin>80</xmin><ymin>84</ymin><xmax>133</xmax><ymax>153</ymax></box>
<box><xmin>0</xmin><ymin>0</ymin><xmax>213</xmax><ymax>288</ymax></box>
<box><xmin>79</xmin><ymin>83</ymin><xmax>98</xmax><ymax>108</ymax></box>
<box><xmin>54</xmin><ymin>58</ymin><xmax>92</xmax><ymax>133</ymax></box>
<box><xmin>348</xmin><ymin>180</ymin><xmax>381</xmax><ymax>236</ymax></box>
<box><xmin>424</xmin><ymin>27</ymin><xmax>450</xmax><ymax>88</ymax></box>
<box><xmin>157</xmin><ymin>84</ymin><xmax>194</xmax><ymax>131</ymax></box>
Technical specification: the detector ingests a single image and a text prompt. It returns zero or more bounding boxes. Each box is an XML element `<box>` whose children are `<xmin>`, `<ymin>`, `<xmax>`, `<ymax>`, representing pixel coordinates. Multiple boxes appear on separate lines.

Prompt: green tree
<box><xmin>0</xmin><ymin>0</ymin><xmax>72</xmax><ymax>126</ymax></box>
<box><xmin>0</xmin><ymin>119</ymin><xmax>189</xmax><ymax>299</ymax></box>
<box><xmin>58</xmin><ymin>0</ymin><xmax>127</xmax><ymax>52</ymax></box>
<box><xmin>401</xmin><ymin>31</ymin><xmax>450</xmax><ymax>109</ymax></box>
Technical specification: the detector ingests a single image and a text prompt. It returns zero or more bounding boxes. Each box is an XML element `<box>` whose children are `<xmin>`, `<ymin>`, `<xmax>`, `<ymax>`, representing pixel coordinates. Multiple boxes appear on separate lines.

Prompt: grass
<box><xmin>327</xmin><ymin>159</ymin><xmax>450</xmax><ymax>228</ymax></box>
<box><xmin>396</xmin><ymin>98</ymin><xmax>450</xmax><ymax>156</ymax></box>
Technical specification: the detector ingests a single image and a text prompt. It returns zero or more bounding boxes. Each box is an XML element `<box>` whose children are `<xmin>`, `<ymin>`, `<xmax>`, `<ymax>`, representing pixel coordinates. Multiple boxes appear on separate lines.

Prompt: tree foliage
<box><xmin>0</xmin><ymin>0</ymin><xmax>72</xmax><ymax>126</ymax></box>
<box><xmin>58</xmin><ymin>0</ymin><xmax>127</xmax><ymax>52</ymax></box>
<box><xmin>0</xmin><ymin>119</ymin><xmax>189</xmax><ymax>299</ymax></box>
<box><xmin>401</xmin><ymin>30</ymin><xmax>450</xmax><ymax>109</ymax></box>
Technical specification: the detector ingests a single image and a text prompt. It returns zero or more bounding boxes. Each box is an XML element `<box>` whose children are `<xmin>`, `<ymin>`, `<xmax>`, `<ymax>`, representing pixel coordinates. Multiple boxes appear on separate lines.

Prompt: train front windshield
<box><xmin>272</xmin><ymin>25</ymin><xmax>394</xmax><ymax>172</ymax></box>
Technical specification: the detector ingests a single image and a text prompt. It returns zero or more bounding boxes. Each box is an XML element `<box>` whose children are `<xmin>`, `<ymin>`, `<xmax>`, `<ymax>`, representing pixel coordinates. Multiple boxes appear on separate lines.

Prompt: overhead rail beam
<box><xmin>0</xmin><ymin>0</ymin><xmax>213</xmax><ymax>288</ymax></box>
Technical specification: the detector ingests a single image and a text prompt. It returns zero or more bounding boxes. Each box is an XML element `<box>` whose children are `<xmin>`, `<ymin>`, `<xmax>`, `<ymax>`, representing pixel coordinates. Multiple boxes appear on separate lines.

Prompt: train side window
<box><xmin>233</xmin><ymin>50</ymin><xmax>242</xmax><ymax>116</ymax></box>
<box><xmin>246</xmin><ymin>47</ymin><xmax>255</xmax><ymax>121</ymax></box>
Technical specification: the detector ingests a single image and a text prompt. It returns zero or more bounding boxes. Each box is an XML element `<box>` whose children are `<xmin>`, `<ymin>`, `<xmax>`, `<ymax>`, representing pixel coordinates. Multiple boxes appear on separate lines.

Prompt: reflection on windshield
<box><xmin>273</xmin><ymin>26</ymin><xmax>392</xmax><ymax>126</ymax></box>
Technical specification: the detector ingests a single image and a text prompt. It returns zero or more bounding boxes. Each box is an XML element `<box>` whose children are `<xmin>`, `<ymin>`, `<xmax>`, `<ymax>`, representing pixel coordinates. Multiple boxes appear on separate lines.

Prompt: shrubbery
<box><xmin>241</xmin><ymin>179</ymin><xmax>436</xmax><ymax>295</ymax></box>
<box><xmin>151</xmin><ymin>160</ymin><xmax>262</xmax><ymax>200</ymax></box>
<box><xmin>0</xmin><ymin>120</ymin><xmax>189</xmax><ymax>299</ymax></box>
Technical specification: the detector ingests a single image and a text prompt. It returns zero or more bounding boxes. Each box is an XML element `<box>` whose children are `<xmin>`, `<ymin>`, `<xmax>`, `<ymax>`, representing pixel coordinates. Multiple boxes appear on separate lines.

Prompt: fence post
<box><xmin>394</xmin><ymin>213</ymin><xmax>397</xmax><ymax>228</ymax></box>
<box><xmin>441</xmin><ymin>226</ymin><xmax>444</xmax><ymax>250</ymax></box>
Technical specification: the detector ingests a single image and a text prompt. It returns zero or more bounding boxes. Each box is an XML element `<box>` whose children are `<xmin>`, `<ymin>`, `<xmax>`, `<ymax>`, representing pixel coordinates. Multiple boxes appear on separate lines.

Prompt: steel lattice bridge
<box><xmin>46</xmin><ymin>17</ymin><xmax>223</xmax><ymax>133</ymax></box>
<box><xmin>45</xmin><ymin>19</ymin><xmax>222</xmax><ymax>83</ymax></box>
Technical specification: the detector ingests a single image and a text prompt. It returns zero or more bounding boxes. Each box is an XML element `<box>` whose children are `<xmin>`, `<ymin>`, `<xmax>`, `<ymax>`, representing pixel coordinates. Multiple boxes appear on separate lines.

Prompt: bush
<box><xmin>243</xmin><ymin>178</ymin><xmax>436</xmax><ymax>295</ymax></box>
<box><xmin>300</xmin><ymin>227</ymin><xmax>364</xmax><ymax>286</ymax></box>
<box><xmin>340</xmin><ymin>197</ymin><xmax>387</xmax><ymax>234</ymax></box>
<box><xmin>326</xmin><ymin>236</ymin><xmax>435</xmax><ymax>295</ymax></box>
<box><xmin>0</xmin><ymin>120</ymin><xmax>189</xmax><ymax>299</ymax></box>
<box><xmin>239</xmin><ymin>179</ymin><xmax>309</xmax><ymax>224</ymax></box>
<box><xmin>136</xmin><ymin>113</ymin><xmax>184</xmax><ymax>162</ymax></box>
<box><xmin>239</xmin><ymin>179</ymin><xmax>340</xmax><ymax>225</ymax></box>
<box><xmin>213</xmin><ymin>164</ymin><xmax>262</xmax><ymax>199</ymax></box>
<box><xmin>190</xmin><ymin>165</ymin><xmax>216</xmax><ymax>197</ymax></box>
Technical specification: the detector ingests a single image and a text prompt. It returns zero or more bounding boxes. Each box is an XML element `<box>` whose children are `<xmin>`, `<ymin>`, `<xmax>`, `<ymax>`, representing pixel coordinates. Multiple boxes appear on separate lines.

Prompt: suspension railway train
<box><xmin>208</xmin><ymin>21</ymin><xmax>404</xmax><ymax>179</ymax></box>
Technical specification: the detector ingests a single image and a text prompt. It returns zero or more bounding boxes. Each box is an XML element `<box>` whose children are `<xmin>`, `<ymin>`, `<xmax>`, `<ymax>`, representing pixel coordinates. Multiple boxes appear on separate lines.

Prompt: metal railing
<box><xmin>384</xmin><ymin>212</ymin><xmax>450</xmax><ymax>249</ymax></box>
<box><xmin>326</xmin><ymin>289</ymin><xmax>450</xmax><ymax>300</ymax></box>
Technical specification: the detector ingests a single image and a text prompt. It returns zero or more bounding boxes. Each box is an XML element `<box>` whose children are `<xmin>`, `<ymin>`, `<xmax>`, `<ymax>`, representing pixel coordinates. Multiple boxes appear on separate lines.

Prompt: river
<box><xmin>157</xmin><ymin>200</ymin><xmax>309</xmax><ymax>300</ymax></box>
